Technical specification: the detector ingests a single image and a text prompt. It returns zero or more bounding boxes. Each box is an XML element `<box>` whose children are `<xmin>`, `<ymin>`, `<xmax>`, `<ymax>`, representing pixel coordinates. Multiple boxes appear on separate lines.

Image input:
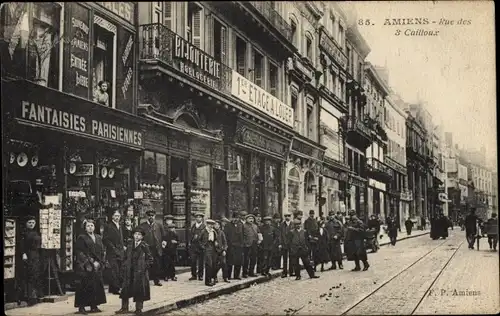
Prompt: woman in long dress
<box><xmin>74</xmin><ymin>219</ymin><xmax>107</xmax><ymax>314</ymax></box>
<box><xmin>19</xmin><ymin>216</ymin><xmax>42</xmax><ymax>306</ymax></box>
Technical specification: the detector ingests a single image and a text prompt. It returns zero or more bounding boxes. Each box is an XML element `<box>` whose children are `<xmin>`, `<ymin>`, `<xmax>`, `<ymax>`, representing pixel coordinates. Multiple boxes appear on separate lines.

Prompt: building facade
<box><xmin>364</xmin><ymin>63</ymin><xmax>391</xmax><ymax>221</ymax></box>
<box><xmin>385</xmin><ymin>93</ymin><xmax>410</xmax><ymax>228</ymax></box>
<box><xmin>464</xmin><ymin>147</ymin><xmax>493</xmax><ymax>219</ymax></box>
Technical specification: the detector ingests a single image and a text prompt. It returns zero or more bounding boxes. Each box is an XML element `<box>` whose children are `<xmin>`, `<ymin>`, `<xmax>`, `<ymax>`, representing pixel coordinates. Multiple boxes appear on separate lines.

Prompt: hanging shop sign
<box><xmin>16</xmin><ymin>100</ymin><xmax>143</xmax><ymax>148</ymax></box>
<box><xmin>226</xmin><ymin>170</ymin><xmax>241</xmax><ymax>182</ymax></box>
<box><xmin>235</xmin><ymin>125</ymin><xmax>289</xmax><ymax>160</ymax></box>
<box><xmin>171</xmin><ymin>182</ymin><xmax>185</xmax><ymax>197</ymax></box>
<box><xmin>323</xmin><ymin>167</ymin><xmax>348</xmax><ymax>182</ymax></box>
<box><xmin>291</xmin><ymin>138</ymin><xmax>325</xmax><ymax>161</ymax></box>
<box><xmin>95</xmin><ymin>2</ymin><xmax>135</xmax><ymax>25</ymax></box>
<box><xmin>319</xmin><ymin>28</ymin><xmax>347</xmax><ymax>70</ymax></box>
<box><xmin>231</xmin><ymin>71</ymin><xmax>294</xmax><ymax>127</ymax></box>
<box><xmin>116</xmin><ymin>27</ymin><xmax>135</xmax><ymax>113</ymax></box>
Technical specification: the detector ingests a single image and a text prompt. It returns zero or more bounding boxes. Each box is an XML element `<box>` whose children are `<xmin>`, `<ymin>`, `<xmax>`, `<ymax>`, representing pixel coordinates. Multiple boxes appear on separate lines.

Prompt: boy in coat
<box><xmin>116</xmin><ymin>226</ymin><xmax>154</xmax><ymax>315</ymax></box>
<box><xmin>138</xmin><ymin>210</ymin><xmax>166</xmax><ymax>286</ymax></box>
<box><xmin>259</xmin><ymin>216</ymin><xmax>279</xmax><ymax>276</ymax></box>
<box><xmin>163</xmin><ymin>223</ymin><xmax>178</xmax><ymax>281</ymax></box>
<box><xmin>214</xmin><ymin>220</ymin><xmax>230</xmax><ymax>283</ymax></box>
<box><xmin>200</xmin><ymin>219</ymin><xmax>218</xmax><ymax>286</ymax></box>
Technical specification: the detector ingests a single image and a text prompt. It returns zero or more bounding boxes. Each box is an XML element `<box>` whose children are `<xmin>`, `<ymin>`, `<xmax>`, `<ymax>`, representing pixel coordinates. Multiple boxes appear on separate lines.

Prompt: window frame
<box><xmin>212</xmin><ymin>15</ymin><xmax>228</xmax><ymax>65</ymax></box>
<box><xmin>305</xmin><ymin>32</ymin><xmax>313</xmax><ymax>61</ymax></box>
<box><xmin>252</xmin><ymin>46</ymin><xmax>265</xmax><ymax>88</ymax></box>
<box><xmin>268</xmin><ymin>59</ymin><xmax>279</xmax><ymax>98</ymax></box>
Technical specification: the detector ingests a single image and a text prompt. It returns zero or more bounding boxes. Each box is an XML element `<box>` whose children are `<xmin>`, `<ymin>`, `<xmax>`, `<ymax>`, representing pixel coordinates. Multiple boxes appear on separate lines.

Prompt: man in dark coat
<box><xmin>344</xmin><ymin>210</ymin><xmax>369</xmax><ymax>271</ymax></box>
<box><xmin>280</xmin><ymin>213</ymin><xmax>293</xmax><ymax>277</ymax></box>
<box><xmin>227</xmin><ymin>211</ymin><xmax>245</xmax><ymax>280</ymax></box>
<box><xmin>103</xmin><ymin>209</ymin><xmax>125</xmax><ymax>294</ymax></box>
<box><xmin>314</xmin><ymin>220</ymin><xmax>330</xmax><ymax>272</ymax></box>
<box><xmin>19</xmin><ymin>216</ymin><xmax>42</xmax><ymax>306</ymax></box>
<box><xmin>386</xmin><ymin>215</ymin><xmax>399</xmax><ymax>246</ymax></box>
<box><xmin>116</xmin><ymin>226</ymin><xmax>154</xmax><ymax>315</ymax></box>
<box><xmin>367</xmin><ymin>214</ymin><xmax>381</xmax><ymax>249</ymax></box>
<box><xmin>138</xmin><ymin>210</ymin><xmax>166</xmax><ymax>286</ymax></box>
<box><xmin>189</xmin><ymin>212</ymin><xmax>206</xmax><ymax>281</ymax></box>
<box><xmin>325</xmin><ymin>212</ymin><xmax>344</xmax><ymax>270</ymax></box>
<box><xmin>242</xmin><ymin>213</ymin><xmax>260</xmax><ymax>277</ymax></box>
<box><xmin>485</xmin><ymin>213</ymin><xmax>498</xmax><ymax>251</ymax></box>
<box><xmin>304</xmin><ymin>210</ymin><xmax>319</xmax><ymax>268</ymax></box>
<box><xmin>259</xmin><ymin>216</ymin><xmax>279</xmax><ymax>276</ymax></box>
<box><xmin>404</xmin><ymin>218</ymin><xmax>414</xmax><ymax>236</ymax></box>
<box><xmin>200</xmin><ymin>219</ymin><xmax>218</xmax><ymax>286</ymax></box>
<box><xmin>287</xmin><ymin>219</ymin><xmax>320</xmax><ymax>280</ymax></box>
<box><xmin>214</xmin><ymin>219</ymin><xmax>230</xmax><ymax>283</ymax></box>
<box><xmin>163</xmin><ymin>223</ymin><xmax>178</xmax><ymax>281</ymax></box>
<box><xmin>271</xmin><ymin>213</ymin><xmax>282</xmax><ymax>269</ymax></box>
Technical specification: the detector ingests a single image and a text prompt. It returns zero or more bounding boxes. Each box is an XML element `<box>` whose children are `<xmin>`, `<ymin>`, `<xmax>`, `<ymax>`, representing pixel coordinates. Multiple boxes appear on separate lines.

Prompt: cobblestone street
<box><xmin>163</xmin><ymin>231</ymin><xmax>499</xmax><ymax>315</ymax></box>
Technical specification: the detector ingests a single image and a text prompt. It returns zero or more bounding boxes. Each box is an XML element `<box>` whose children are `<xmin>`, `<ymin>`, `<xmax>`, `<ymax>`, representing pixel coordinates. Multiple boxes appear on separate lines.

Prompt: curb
<box><xmin>379</xmin><ymin>231</ymin><xmax>430</xmax><ymax>246</ymax></box>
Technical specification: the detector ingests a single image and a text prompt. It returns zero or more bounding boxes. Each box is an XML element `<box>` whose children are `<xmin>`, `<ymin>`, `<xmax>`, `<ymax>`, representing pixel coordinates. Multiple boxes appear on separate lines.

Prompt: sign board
<box><xmin>231</xmin><ymin>71</ymin><xmax>294</xmax><ymax>127</ymax></box>
<box><xmin>74</xmin><ymin>163</ymin><xmax>94</xmax><ymax>176</ymax></box>
<box><xmin>226</xmin><ymin>170</ymin><xmax>241</xmax><ymax>182</ymax></box>
<box><xmin>95</xmin><ymin>2</ymin><xmax>135</xmax><ymax>25</ymax></box>
<box><xmin>171</xmin><ymin>182</ymin><xmax>185</xmax><ymax>196</ymax></box>
<box><xmin>40</xmin><ymin>196</ymin><xmax>62</xmax><ymax>249</ymax></box>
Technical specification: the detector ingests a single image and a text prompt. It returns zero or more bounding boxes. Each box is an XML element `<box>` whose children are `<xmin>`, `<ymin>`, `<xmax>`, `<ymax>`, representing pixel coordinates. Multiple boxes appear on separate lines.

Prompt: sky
<box><xmin>350</xmin><ymin>1</ymin><xmax>496</xmax><ymax>163</ymax></box>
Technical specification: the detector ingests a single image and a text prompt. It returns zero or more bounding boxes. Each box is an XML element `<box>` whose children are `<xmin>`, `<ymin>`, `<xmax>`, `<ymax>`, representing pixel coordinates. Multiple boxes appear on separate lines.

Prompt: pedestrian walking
<box><xmin>404</xmin><ymin>218</ymin><xmax>414</xmax><ymax>236</ymax></box>
<box><xmin>386</xmin><ymin>215</ymin><xmax>399</xmax><ymax>246</ymax></box>
<box><xmin>115</xmin><ymin>226</ymin><xmax>153</xmax><ymax>315</ymax></box>
<box><xmin>464</xmin><ymin>208</ymin><xmax>480</xmax><ymax>249</ymax></box>
<box><xmin>19</xmin><ymin>216</ymin><xmax>42</xmax><ymax>306</ymax></box>
<box><xmin>138</xmin><ymin>210</ymin><xmax>166</xmax><ymax>286</ymax></box>
<box><xmin>163</xmin><ymin>223</ymin><xmax>178</xmax><ymax>281</ymax></box>
<box><xmin>103</xmin><ymin>209</ymin><xmax>125</xmax><ymax>295</ymax></box>
<box><xmin>313</xmin><ymin>220</ymin><xmax>330</xmax><ymax>272</ymax></box>
<box><xmin>325</xmin><ymin>212</ymin><xmax>344</xmax><ymax>270</ymax></box>
<box><xmin>484</xmin><ymin>213</ymin><xmax>498</xmax><ymax>251</ymax></box>
<box><xmin>304</xmin><ymin>210</ymin><xmax>319</xmax><ymax>268</ymax></box>
<box><xmin>259</xmin><ymin>216</ymin><xmax>279</xmax><ymax>276</ymax></box>
<box><xmin>288</xmin><ymin>219</ymin><xmax>319</xmax><ymax>280</ymax></box>
<box><xmin>214</xmin><ymin>219</ymin><xmax>229</xmax><ymax>283</ymax></box>
<box><xmin>200</xmin><ymin>219</ymin><xmax>218</xmax><ymax>287</ymax></box>
<box><xmin>421</xmin><ymin>215</ymin><xmax>426</xmax><ymax>230</ymax></box>
<box><xmin>280</xmin><ymin>213</ymin><xmax>293</xmax><ymax>278</ymax></box>
<box><xmin>344</xmin><ymin>210</ymin><xmax>370</xmax><ymax>272</ymax></box>
<box><xmin>74</xmin><ymin>219</ymin><xmax>107</xmax><ymax>314</ymax></box>
<box><xmin>271</xmin><ymin>213</ymin><xmax>282</xmax><ymax>269</ymax></box>
<box><xmin>242</xmin><ymin>213</ymin><xmax>260</xmax><ymax>278</ymax></box>
<box><xmin>227</xmin><ymin>211</ymin><xmax>245</xmax><ymax>280</ymax></box>
<box><xmin>188</xmin><ymin>212</ymin><xmax>206</xmax><ymax>281</ymax></box>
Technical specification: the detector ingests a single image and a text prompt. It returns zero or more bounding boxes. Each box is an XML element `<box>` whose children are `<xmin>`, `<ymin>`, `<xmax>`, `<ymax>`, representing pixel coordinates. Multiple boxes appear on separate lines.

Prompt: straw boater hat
<box><xmin>206</xmin><ymin>219</ymin><xmax>216</xmax><ymax>225</ymax></box>
<box><xmin>293</xmin><ymin>218</ymin><xmax>301</xmax><ymax>225</ymax></box>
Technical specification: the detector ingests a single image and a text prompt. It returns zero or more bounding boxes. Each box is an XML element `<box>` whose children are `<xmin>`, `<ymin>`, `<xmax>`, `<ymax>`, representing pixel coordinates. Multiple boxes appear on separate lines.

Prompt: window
<box><xmin>290</xmin><ymin>18</ymin><xmax>298</xmax><ymax>47</ymax></box>
<box><xmin>291</xmin><ymin>93</ymin><xmax>299</xmax><ymax>129</ymax></box>
<box><xmin>268</xmin><ymin>62</ymin><xmax>278</xmax><ymax>97</ymax></box>
<box><xmin>93</xmin><ymin>16</ymin><xmax>117</xmax><ymax>107</ymax></box>
<box><xmin>346</xmin><ymin>47</ymin><xmax>351</xmax><ymax>72</ymax></box>
<box><xmin>253</xmin><ymin>49</ymin><xmax>264</xmax><ymax>87</ymax></box>
<box><xmin>306</xmin><ymin>106</ymin><xmax>314</xmax><ymax>139</ymax></box>
<box><xmin>338</xmin><ymin>24</ymin><xmax>344</xmax><ymax>48</ymax></box>
<box><xmin>213</xmin><ymin>19</ymin><xmax>227</xmax><ymax>64</ymax></box>
<box><xmin>187</xmin><ymin>3</ymin><xmax>202</xmax><ymax>48</ymax></box>
<box><xmin>305</xmin><ymin>34</ymin><xmax>313</xmax><ymax>60</ymax></box>
<box><xmin>329</xmin><ymin>13</ymin><xmax>336</xmax><ymax>37</ymax></box>
<box><xmin>235</xmin><ymin>36</ymin><xmax>246</xmax><ymax>76</ymax></box>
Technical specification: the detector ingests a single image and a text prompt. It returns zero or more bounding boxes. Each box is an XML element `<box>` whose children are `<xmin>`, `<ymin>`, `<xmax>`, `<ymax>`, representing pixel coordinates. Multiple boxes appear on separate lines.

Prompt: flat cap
<box><xmin>146</xmin><ymin>210</ymin><xmax>156</xmax><ymax>215</ymax></box>
<box><xmin>293</xmin><ymin>219</ymin><xmax>302</xmax><ymax>225</ymax></box>
<box><xmin>245</xmin><ymin>214</ymin><xmax>255</xmax><ymax>220</ymax></box>
<box><xmin>220</xmin><ymin>216</ymin><xmax>231</xmax><ymax>223</ymax></box>
<box><xmin>328</xmin><ymin>211</ymin><xmax>335</xmax><ymax>216</ymax></box>
<box><xmin>133</xmin><ymin>226</ymin><xmax>146</xmax><ymax>236</ymax></box>
<box><xmin>206</xmin><ymin>219</ymin><xmax>216</xmax><ymax>225</ymax></box>
<box><xmin>167</xmin><ymin>223</ymin><xmax>176</xmax><ymax>229</ymax></box>
<box><xmin>272</xmin><ymin>213</ymin><xmax>281</xmax><ymax>219</ymax></box>
<box><xmin>239</xmin><ymin>211</ymin><xmax>248</xmax><ymax>217</ymax></box>
<box><xmin>164</xmin><ymin>214</ymin><xmax>174</xmax><ymax>220</ymax></box>
<box><xmin>194</xmin><ymin>212</ymin><xmax>205</xmax><ymax>218</ymax></box>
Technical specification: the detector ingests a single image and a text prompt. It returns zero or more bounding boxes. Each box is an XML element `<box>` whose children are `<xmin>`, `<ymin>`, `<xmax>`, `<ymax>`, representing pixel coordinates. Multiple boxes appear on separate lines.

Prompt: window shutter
<box><xmin>192</xmin><ymin>8</ymin><xmax>201</xmax><ymax>48</ymax></box>
<box><xmin>269</xmin><ymin>65</ymin><xmax>277</xmax><ymax>96</ymax></box>
<box><xmin>206</xmin><ymin>15</ymin><xmax>214</xmax><ymax>55</ymax></box>
<box><xmin>236</xmin><ymin>39</ymin><xmax>245</xmax><ymax>76</ymax></box>
<box><xmin>250</xmin><ymin>49</ymin><xmax>255</xmax><ymax>82</ymax></box>
<box><xmin>255</xmin><ymin>58</ymin><xmax>262</xmax><ymax>87</ymax></box>
<box><xmin>221</xmin><ymin>25</ymin><xmax>227</xmax><ymax>65</ymax></box>
<box><xmin>164</xmin><ymin>2</ymin><xmax>172</xmax><ymax>30</ymax></box>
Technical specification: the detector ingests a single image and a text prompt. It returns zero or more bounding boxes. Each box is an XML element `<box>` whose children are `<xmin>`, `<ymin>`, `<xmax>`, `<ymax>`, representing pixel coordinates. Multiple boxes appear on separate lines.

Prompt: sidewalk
<box><xmin>5</xmin><ymin>230</ymin><xmax>431</xmax><ymax>316</ymax></box>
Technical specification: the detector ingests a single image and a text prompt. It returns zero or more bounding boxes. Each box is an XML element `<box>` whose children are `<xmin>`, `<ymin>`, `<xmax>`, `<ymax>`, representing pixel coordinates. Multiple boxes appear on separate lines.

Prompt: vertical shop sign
<box><xmin>116</xmin><ymin>26</ymin><xmax>134</xmax><ymax>112</ymax></box>
<box><xmin>63</xmin><ymin>3</ymin><xmax>91</xmax><ymax>99</ymax></box>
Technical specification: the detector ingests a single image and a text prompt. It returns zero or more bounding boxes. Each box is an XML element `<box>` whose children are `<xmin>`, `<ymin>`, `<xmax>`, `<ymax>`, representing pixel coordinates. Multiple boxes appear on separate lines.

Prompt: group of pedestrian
<box><xmin>430</xmin><ymin>212</ymin><xmax>452</xmax><ymax>240</ymax></box>
<box><xmin>464</xmin><ymin>208</ymin><xmax>498</xmax><ymax>251</ymax></box>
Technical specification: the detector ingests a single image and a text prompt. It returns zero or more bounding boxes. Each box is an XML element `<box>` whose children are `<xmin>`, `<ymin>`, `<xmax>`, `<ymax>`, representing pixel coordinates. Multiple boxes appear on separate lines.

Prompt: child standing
<box><xmin>116</xmin><ymin>226</ymin><xmax>153</xmax><ymax>315</ymax></box>
<box><xmin>163</xmin><ymin>223</ymin><xmax>179</xmax><ymax>281</ymax></box>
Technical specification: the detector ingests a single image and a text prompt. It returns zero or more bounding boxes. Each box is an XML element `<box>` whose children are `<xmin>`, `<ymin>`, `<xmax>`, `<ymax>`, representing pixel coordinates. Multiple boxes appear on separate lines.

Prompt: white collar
<box><xmin>195</xmin><ymin>222</ymin><xmax>202</xmax><ymax>228</ymax></box>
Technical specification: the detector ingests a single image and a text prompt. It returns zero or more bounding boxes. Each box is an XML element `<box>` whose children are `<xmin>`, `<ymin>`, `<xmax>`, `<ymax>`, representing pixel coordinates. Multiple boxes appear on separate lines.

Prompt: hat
<box><xmin>164</xmin><ymin>214</ymin><xmax>174</xmax><ymax>220</ymax></box>
<box><xmin>309</xmin><ymin>210</ymin><xmax>315</xmax><ymax>215</ymax></box>
<box><xmin>206</xmin><ymin>219</ymin><xmax>216</xmax><ymax>225</ymax></box>
<box><xmin>83</xmin><ymin>218</ymin><xmax>96</xmax><ymax>225</ymax></box>
<box><xmin>133</xmin><ymin>226</ymin><xmax>146</xmax><ymax>236</ymax></box>
<box><xmin>263</xmin><ymin>216</ymin><xmax>272</xmax><ymax>221</ymax></box>
<box><xmin>194</xmin><ymin>212</ymin><xmax>205</xmax><ymax>218</ymax></box>
<box><xmin>26</xmin><ymin>215</ymin><xmax>36</xmax><ymax>221</ymax></box>
<box><xmin>239</xmin><ymin>211</ymin><xmax>248</xmax><ymax>217</ymax></box>
<box><xmin>245</xmin><ymin>214</ymin><xmax>255</xmax><ymax>220</ymax></box>
<box><xmin>220</xmin><ymin>216</ymin><xmax>230</xmax><ymax>223</ymax></box>
<box><xmin>295</xmin><ymin>211</ymin><xmax>303</xmax><ymax>216</ymax></box>
<box><xmin>167</xmin><ymin>223</ymin><xmax>176</xmax><ymax>228</ymax></box>
<box><xmin>273</xmin><ymin>213</ymin><xmax>281</xmax><ymax>219</ymax></box>
<box><xmin>293</xmin><ymin>219</ymin><xmax>301</xmax><ymax>225</ymax></box>
<box><xmin>348</xmin><ymin>210</ymin><xmax>356</xmax><ymax>216</ymax></box>
<box><xmin>328</xmin><ymin>211</ymin><xmax>335</xmax><ymax>216</ymax></box>
<box><xmin>146</xmin><ymin>210</ymin><xmax>156</xmax><ymax>216</ymax></box>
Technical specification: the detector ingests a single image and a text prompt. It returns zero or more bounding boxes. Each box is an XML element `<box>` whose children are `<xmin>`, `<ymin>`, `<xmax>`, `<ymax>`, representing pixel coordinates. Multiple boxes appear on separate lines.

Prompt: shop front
<box><xmin>320</xmin><ymin>158</ymin><xmax>349</xmax><ymax>218</ymax></box>
<box><xmin>367</xmin><ymin>180</ymin><xmax>387</xmax><ymax>220</ymax></box>
<box><xmin>348</xmin><ymin>174</ymin><xmax>368</xmax><ymax>219</ymax></box>
<box><xmin>2</xmin><ymin>79</ymin><xmax>147</xmax><ymax>299</ymax></box>
<box><xmin>285</xmin><ymin>137</ymin><xmax>326</xmax><ymax>219</ymax></box>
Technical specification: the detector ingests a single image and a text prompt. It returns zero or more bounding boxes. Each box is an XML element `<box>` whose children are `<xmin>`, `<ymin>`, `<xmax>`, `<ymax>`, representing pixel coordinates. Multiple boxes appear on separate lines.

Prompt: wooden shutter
<box><xmin>254</xmin><ymin>52</ymin><xmax>262</xmax><ymax>87</ymax></box>
<box><xmin>269</xmin><ymin>63</ymin><xmax>277</xmax><ymax>96</ymax></box>
<box><xmin>206</xmin><ymin>15</ymin><xmax>214</xmax><ymax>56</ymax></box>
<box><xmin>164</xmin><ymin>1</ymin><xmax>172</xmax><ymax>30</ymax></box>
<box><xmin>236</xmin><ymin>38</ymin><xmax>245</xmax><ymax>76</ymax></box>
<box><xmin>192</xmin><ymin>8</ymin><xmax>201</xmax><ymax>48</ymax></box>
<box><xmin>220</xmin><ymin>25</ymin><xmax>227</xmax><ymax>64</ymax></box>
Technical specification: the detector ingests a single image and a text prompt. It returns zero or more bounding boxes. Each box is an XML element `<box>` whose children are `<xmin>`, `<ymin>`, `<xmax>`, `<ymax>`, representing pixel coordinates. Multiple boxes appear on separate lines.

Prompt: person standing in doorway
<box><xmin>138</xmin><ymin>210</ymin><xmax>166</xmax><ymax>286</ymax></box>
<box><xmin>19</xmin><ymin>216</ymin><xmax>42</xmax><ymax>306</ymax></box>
<box><xmin>189</xmin><ymin>212</ymin><xmax>206</xmax><ymax>281</ymax></box>
<box><xmin>103</xmin><ymin>208</ymin><xmax>125</xmax><ymax>295</ymax></box>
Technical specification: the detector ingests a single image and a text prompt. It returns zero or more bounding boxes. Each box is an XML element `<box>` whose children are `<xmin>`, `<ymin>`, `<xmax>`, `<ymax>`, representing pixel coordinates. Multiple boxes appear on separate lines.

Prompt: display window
<box><xmin>265</xmin><ymin>160</ymin><xmax>280</xmax><ymax>217</ymax></box>
<box><xmin>251</xmin><ymin>156</ymin><xmax>262</xmax><ymax>213</ymax></box>
<box><xmin>170</xmin><ymin>157</ymin><xmax>187</xmax><ymax>228</ymax></box>
<box><xmin>140</xmin><ymin>151</ymin><xmax>167</xmax><ymax>221</ymax></box>
<box><xmin>288</xmin><ymin>168</ymin><xmax>300</xmax><ymax>215</ymax></box>
<box><xmin>190</xmin><ymin>162</ymin><xmax>211</xmax><ymax>223</ymax></box>
<box><xmin>228</xmin><ymin>151</ymin><xmax>249</xmax><ymax>214</ymax></box>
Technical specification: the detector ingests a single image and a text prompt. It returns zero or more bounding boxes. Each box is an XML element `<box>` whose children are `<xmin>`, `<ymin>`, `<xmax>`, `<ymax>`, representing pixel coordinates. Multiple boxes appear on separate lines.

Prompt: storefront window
<box><xmin>304</xmin><ymin>171</ymin><xmax>316</xmax><ymax>211</ymax></box>
<box><xmin>92</xmin><ymin>15</ymin><xmax>116</xmax><ymax>107</ymax></box>
<box><xmin>140</xmin><ymin>151</ymin><xmax>167</xmax><ymax>220</ymax></box>
<box><xmin>288</xmin><ymin>168</ymin><xmax>300</xmax><ymax>215</ymax></box>
<box><xmin>324</xmin><ymin>177</ymin><xmax>340</xmax><ymax>214</ymax></box>
<box><xmin>171</xmin><ymin>157</ymin><xmax>187</xmax><ymax>228</ymax></box>
<box><xmin>228</xmin><ymin>151</ymin><xmax>249</xmax><ymax>215</ymax></box>
<box><xmin>265</xmin><ymin>160</ymin><xmax>280</xmax><ymax>217</ymax></box>
<box><xmin>191</xmin><ymin>162</ymin><xmax>211</xmax><ymax>224</ymax></box>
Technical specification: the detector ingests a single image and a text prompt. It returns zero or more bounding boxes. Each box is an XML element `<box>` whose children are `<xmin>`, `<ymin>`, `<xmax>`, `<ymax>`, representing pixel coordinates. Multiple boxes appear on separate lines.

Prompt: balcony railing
<box><xmin>346</xmin><ymin>116</ymin><xmax>372</xmax><ymax>139</ymax></box>
<box><xmin>139</xmin><ymin>23</ymin><xmax>232</xmax><ymax>94</ymax></box>
<box><xmin>367</xmin><ymin>157</ymin><xmax>392</xmax><ymax>176</ymax></box>
<box><xmin>247</xmin><ymin>2</ymin><xmax>293</xmax><ymax>42</ymax></box>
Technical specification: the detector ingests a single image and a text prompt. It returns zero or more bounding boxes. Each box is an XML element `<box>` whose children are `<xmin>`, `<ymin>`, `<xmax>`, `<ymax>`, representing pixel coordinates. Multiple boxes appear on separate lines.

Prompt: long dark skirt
<box><xmin>20</xmin><ymin>254</ymin><xmax>42</xmax><ymax>301</ymax></box>
<box><xmin>329</xmin><ymin>241</ymin><xmax>343</xmax><ymax>262</ymax></box>
<box><xmin>74</xmin><ymin>270</ymin><xmax>107</xmax><ymax>308</ymax></box>
<box><xmin>313</xmin><ymin>240</ymin><xmax>330</xmax><ymax>264</ymax></box>
<box><xmin>344</xmin><ymin>239</ymin><xmax>367</xmax><ymax>261</ymax></box>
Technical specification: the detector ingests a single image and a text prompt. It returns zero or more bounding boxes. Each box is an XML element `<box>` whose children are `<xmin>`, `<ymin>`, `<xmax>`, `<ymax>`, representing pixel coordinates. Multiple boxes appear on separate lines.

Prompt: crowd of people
<box><xmin>462</xmin><ymin>208</ymin><xmax>498</xmax><ymax>251</ymax></box>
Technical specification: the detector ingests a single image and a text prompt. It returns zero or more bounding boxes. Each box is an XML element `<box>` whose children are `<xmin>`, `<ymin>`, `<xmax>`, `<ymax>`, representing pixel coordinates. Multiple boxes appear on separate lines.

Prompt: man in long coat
<box><xmin>227</xmin><ymin>211</ymin><xmax>245</xmax><ymax>280</ymax></box>
<box><xmin>138</xmin><ymin>210</ymin><xmax>166</xmax><ymax>286</ymax></box>
<box><xmin>103</xmin><ymin>209</ymin><xmax>125</xmax><ymax>294</ymax></box>
<box><xmin>325</xmin><ymin>211</ymin><xmax>344</xmax><ymax>270</ymax></box>
<box><xmin>344</xmin><ymin>210</ymin><xmax>369</xmax><ymax>271</ymax></box>
<box><xmin>287</xmin><ymin>219</ymin><xmax>319</xmax><ymax>280</ymax></box>
<box><xmin>259</xmin><ymin>216</ymin><xmax>279</xmax><ymax>276</ymax></box>
<box><xmin>200</xmin><ymin>219</ymin><xmax>218</xmax><ymax>286</ymax></box>
<box><xmin>189</xmin><ymin>212</ymin><xmax>206</xmax><ymax>281</ymax></box>
<box><xmin>304</xmin><ymin>210</ymin><xmax>319</xmax><ymax>267</ymax></box>
<box><xmin>386</xmin><ymin>214</ymin><xmax>399</xmax><ymax>246</ymax></box>
<box><xmin>280</xmin><ymin>213</ymin><xmax>293</xmax><ymax>277</ymax></box>
<box><xmin>271</xmin><ymin>213</ymin><xmax>282</xmax><ymax>269</ymax></box>
<box><xmin>242</xmin><ymin>214</ymin><xmax>260</xmax><ymax>277</ymax></box>
<box><xmin>163</xmin><ymin>223</ymin><xmax>179</xmax><ymax>281</ymax></box>
<box><xmin>116</xmin><ymin>226</ymin><xmax>154</xmax><ymax>315</ymax></box>
<box><xmin>214</xmin><ymin>219</ymin><xmax>229</xmax><ymax>283</ymax></box>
